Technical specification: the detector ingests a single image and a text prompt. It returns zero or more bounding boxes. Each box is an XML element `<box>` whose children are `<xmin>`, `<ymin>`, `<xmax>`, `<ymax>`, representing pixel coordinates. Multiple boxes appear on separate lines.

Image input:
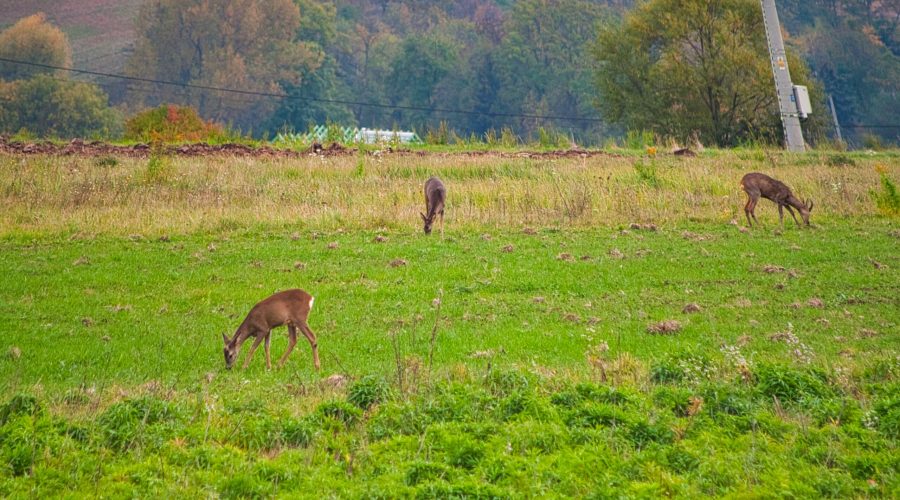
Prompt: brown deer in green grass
<box><xmin>740</xmin><ymin>172</ymin><xmax>813</xmax><ymax>228</ymax></box>
<box><xmin>222</xmin><ymin>289</ymin><xmax>319</xmax><ymax>371</ymax></box>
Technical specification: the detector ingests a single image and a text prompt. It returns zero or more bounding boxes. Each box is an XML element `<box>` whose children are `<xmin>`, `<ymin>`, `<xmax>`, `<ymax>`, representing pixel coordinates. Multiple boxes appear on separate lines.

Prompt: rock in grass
<box><xmin>647</xmin><ymin>320</ymin><xmax>682</xmax><ymax>335</ymax></box>
<box><xmin>389</xmin><ymin>258</ymin><xmax>407</xmax><ymax>267</ymax></box>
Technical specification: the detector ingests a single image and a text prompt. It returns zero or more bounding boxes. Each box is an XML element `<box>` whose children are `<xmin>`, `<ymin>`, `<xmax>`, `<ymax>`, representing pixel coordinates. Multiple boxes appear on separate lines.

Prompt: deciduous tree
<box><xmin>0</xmin><ymin>13</ymin><xmax>72</xmax><ymax>81</ymax></box>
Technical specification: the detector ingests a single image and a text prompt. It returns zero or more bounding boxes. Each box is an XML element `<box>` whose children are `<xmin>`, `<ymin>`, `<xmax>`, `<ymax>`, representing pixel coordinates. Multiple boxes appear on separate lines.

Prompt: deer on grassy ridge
<box><xmin>740</xmin><ymin>172</ymin><xmax>813</xmax><ymax>228</ymax></box>
<box><xmin>421</xmin><ymin>176</ymin><xmax>446</xmax><ymax>237</ymax></box>
<box><xmin>222</xmin><ymin>289</ymin><xmax>319</xmax><ymax>371</ymax></box>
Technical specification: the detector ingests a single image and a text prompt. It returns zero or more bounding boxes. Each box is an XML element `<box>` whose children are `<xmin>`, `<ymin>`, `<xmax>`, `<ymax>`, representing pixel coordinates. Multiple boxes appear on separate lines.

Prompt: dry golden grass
<box><xmin>0</xmin><ymin>150</ymin><xmax>896</xmax><ymax>236</ymax></box>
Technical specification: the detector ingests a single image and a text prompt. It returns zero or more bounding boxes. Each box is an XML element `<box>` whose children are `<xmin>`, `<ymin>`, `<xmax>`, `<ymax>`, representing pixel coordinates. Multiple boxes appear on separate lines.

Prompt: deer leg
<box><xmin>242</xmin><ymin>335</ymin><xmax>265</xmax><ymax>369</ymax></box>
<box><xmin>750</xmin><ymin>199</ymin><xmax>760</xmax><ymax>226</ymax></box>
<box><xmin>778</xmin><ymin>204</ymin><xmax>785</xmax><ymax>229</ymax></box>
<box><xmin>264</xmin><ymin>332</ymin><xmax>272</xmax><ymax>370</ymax></box>
<box><xmin>299</xmin><ymin>321</ymin><xmax>320</xmax><ymax>371</ymax></box>
<box><xmin>785</xmin><ymin>205</ymin><xmax>800</xmax><ymax>226</ymax></box>
<box><xmin>278</xmin><ymin>325</ymin><xmax>298</xmax><ymax>368</ymax></box>
<box><xmin>744</xmin><ymin>196</ymin><xmax>754</xmax><ymax>227</ymax></box>
<box><xmin>440</xmin><ymin>210</ymin><xmax>444</xmax><ymax>240</ymax></box>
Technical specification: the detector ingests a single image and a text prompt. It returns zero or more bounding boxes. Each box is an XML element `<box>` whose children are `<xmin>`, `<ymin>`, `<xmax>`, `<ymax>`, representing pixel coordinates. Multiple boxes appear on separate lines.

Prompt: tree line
<box><xmin>1</xmin><ymin>0</ymin><xmax>897</xmax><ymax>147</ymax></box>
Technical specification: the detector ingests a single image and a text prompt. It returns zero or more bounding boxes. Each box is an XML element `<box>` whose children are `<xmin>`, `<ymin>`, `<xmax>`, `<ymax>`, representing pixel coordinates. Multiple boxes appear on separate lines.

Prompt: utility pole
<box><xmin>760</xmin><ymin>0</ymin><xmax>805</xmax><ymax>152</ymax></box>
<box><xmin>828</xmin><ymin>95</ymin><xmax>843</xmax><ymax>144</ymax></box>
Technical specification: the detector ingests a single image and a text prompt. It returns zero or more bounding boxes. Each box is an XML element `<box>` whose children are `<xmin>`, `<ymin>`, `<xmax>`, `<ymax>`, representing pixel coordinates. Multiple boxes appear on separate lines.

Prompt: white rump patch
<box><xmin>309</xmin><ymin>296</ymin><xmax>314</xmax><ymax>310</ymax></box>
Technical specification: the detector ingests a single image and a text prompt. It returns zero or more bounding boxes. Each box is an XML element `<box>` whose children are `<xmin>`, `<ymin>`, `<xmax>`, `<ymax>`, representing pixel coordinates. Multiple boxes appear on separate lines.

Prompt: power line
<box><xmin>0</xmin><ymin>56</ymin><xmax>604</xmax><ymax>124</ymax></box>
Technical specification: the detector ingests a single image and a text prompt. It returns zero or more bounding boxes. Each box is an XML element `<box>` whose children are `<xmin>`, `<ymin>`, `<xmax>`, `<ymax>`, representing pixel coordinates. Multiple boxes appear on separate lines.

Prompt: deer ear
<box><xmin>222</xmin><ymin>333</ymin><xmax>230</xmax><ymax>345</ymax></box>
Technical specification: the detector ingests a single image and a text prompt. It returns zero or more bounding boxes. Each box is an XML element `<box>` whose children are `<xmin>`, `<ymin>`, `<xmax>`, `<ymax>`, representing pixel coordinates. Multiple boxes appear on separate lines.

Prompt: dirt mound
<box><xmin>1</xmin><ymin>136</ymin><xmax>626</xmax><ymax>160</ymax></box>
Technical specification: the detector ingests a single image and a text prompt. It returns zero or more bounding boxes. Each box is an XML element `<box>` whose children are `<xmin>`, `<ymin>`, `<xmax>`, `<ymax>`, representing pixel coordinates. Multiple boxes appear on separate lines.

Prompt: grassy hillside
<box><xmin>0</xmin><ymin>150</ymin><xmax>897</xmax><ymax>496</ymax></box>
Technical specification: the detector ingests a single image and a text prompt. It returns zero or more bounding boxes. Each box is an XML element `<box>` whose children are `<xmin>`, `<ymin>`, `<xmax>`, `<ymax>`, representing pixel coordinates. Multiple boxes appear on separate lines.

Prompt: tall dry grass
<box><xmin>0</xmin><ymin>150</ymin><xmax>896</xmax><ymax>236</ymax></box>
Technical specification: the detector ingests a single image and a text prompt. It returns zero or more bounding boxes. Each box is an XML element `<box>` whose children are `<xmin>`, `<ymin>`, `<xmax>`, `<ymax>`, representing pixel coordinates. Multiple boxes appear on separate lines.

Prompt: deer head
<box><xmin>222</xmin><ymin>333</ymin><xmax>238</xmax><ymax>369</ymax></box>
<box><xmin>420</xmin><ymin>212</ymin><xmax>434</xmax><ymax>234</ymax></box>
<box><xmin>800</xmin><ymin>198</ymin><xmax>814</xmax><ymax>225</ymax></box>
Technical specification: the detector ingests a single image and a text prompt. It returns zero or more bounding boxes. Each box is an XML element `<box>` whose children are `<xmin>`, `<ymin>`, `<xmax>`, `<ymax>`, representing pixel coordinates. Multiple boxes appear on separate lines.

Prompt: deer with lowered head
<box><xmin>421</xmin><ymin>176</ymin><xmax>446</xmax><ymax>236</ymax></box>
<box><xmin>222</xmin><ymin>289</ymin><xmax>319</xmax><ymax>371</ymax></box>
<box><xmin>740</xmin><ymin>172</ymin><xmax>813</xmax><ymax>228</ymax></box>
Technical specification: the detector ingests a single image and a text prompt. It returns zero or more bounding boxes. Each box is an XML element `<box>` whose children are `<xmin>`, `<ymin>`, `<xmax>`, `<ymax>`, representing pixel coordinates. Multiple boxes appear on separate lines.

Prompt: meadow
<box><xmin>0</xmin><ymin>148</ymin><xmax>898</xmax><ymax>497</ymax></box>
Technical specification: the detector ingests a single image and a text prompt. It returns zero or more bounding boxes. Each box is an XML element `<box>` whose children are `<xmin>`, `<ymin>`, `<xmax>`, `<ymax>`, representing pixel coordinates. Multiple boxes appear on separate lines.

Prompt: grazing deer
<box><xmin>421</xmin><ymin>176</ymin><xmax>446</xmax><ymax>237</ymax></box>
<box><xmin>222</xmin><ymin>289</ymin><xmax>319</xmax><ymax>371</ymax></box>
<box><xmin>740</xmin><ymin>172</ymin><xmax>813</xmax><ymax>228</ymax></box>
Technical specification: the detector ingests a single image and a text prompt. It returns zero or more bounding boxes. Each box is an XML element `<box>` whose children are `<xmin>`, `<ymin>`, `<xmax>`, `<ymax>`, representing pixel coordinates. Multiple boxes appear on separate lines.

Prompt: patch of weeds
<box><xmin>633</xmin><ymin>159</ymin><xmax>660</xmax><ymax>187</ymax></box>
<box><xmin>650</xmin><ymin>353</ymin><xmax>715</xmax><ymax>385</ymax></box>
<box><xmin>218</xmin><ymin>473</ymin><xmax>272</xmax><ymax>500</ymax></box>
<box><xmin>825</xmin><ymin>153</ymin><xmax>855</xmax><ymax>167</ymax></box>
<box><xmin>97</xmin><ymin>396</ymin><xmax>180</xmax><ymax>451</ymax></box>
<box><xmin>505</xmin><ymin>420</ymin><xmax>566</xmax><ymax>454</ymax></box>
<box><xmin>0</xmin><ymin>394</ymin><xmax>42</xmax><ymax>424</ymax></box>
<box><xmin>405</xmin><ymin>460</ymin><xmax>452</xmax><ymax>486</ymax></box>
<box><xmin>755</xmin><ymin>364</ymin><xmax>831</xmax><ymax>403</ymax></box>
<box><xmin>347</xmin><ymin>375</ymin><xmax>391</xmax><ymax>410</ymax></box>
<box><xmin>551</xmin><ymin>383</ymin><xmax>631</xmax><ymax>409</ymax></box>
<box><xmin>280</xmin><ymin>417</ymin><xmax>316</xmax><ymax>448</ymax></box>
<box><xmin>484</xmin><ymin>369</ymin><xmax>532</xmax><ymax>397</ymax></box>
<box><xmin>367</xmin><ymin>402</ymin><xmax>424</xmax><ymax>440</ymax></box>
<box><xmin>142</xmin><ymin>154</ymin><xmax>174</xmax><ymax>184</ymax></box>
<box><xmin>871</xmin><ymin>166</ymin><xmax>900</xmax><ymax>216</ymax></box>
<box><xmin>663</xmin><ymin>445</ymin><xmax>701</xmax><ymax>473</ymax></box>
<box><xmin>700</xmin><ymin>383</ymin><xmax>756</xmax><ymax>417</ymax></box>
<box><xmin>94</xmin><ymin>156</ymin><xmax>119</xmax><ymax>167</ymax></box>
<box><xmin>316</xmin><ymin>400</ymin><xmax>362</xmax><ymax>427</ymax></box>
<box><xmin>627</xmin><ymin>419</ymin><xmax>674</xmax><ymax>448</ymax></box>
<box><xmin>232</xmin><ymin>414</ymin><xmax>281</xmax><ymax>451</ymax></box>
<box><xmin>871</xmin><ymin>393</ymin><xmax>900</xmax><ymax>439</ymax></box>
<box><xmin>565</xmin><ymin>403</ymin><xmax>630</xmax><ymax>429</ymax></box>
<box><xmin>652</xmin><ymin>386</ymin><xmax>696</xmax><ymax>417</ymax></box>
<box><xmin>0</xmin><ymin>412</ymin><xmax>54</xmax><ymax>476</ymax></box>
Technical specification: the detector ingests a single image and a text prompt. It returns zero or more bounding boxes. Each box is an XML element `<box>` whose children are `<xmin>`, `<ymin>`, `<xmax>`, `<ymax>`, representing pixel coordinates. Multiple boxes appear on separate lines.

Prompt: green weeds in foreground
<box><xmin>0</xmin><ymin>364</ymin><xmax>897</xmax><ymax>497</ymax></box>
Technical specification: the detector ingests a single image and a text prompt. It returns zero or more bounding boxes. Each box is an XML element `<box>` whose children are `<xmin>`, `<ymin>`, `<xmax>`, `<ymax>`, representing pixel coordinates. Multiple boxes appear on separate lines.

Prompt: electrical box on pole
<box><xmin>760</xmin><ymin>0</ymin><xmax>806</xmax><ymax>152</ymax></box>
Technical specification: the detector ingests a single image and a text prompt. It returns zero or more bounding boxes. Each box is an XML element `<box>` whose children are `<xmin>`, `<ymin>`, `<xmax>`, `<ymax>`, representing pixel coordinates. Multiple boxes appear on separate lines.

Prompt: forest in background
<box><xmin>0</xmin><ymin>0</ymin><xmax>898</xmax><ymax>147</ymax></box>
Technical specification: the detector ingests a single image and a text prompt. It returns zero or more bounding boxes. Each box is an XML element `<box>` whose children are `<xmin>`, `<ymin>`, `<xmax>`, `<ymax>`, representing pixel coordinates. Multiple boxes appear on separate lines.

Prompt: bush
<box><xmin>125</xmin><ymin>104</ymin><xmax>232</xmax><ymax>142</ymax></box>
<box><xmin>347</xmin><ymin>375</ymin><xmax>391</xmax><ymax>410</ymax></box>
<box><xmin>0</xmin><ymin>75</ymin><xmax>122</xmax><ymax>138</ymax></box>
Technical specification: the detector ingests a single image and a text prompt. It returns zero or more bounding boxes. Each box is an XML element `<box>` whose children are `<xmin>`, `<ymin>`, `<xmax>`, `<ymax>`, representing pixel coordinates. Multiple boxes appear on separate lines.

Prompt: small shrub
<box><xmin>125</xmin><ymin>104</ymin><xmax>229</xmax><ymax>142</ymax></box>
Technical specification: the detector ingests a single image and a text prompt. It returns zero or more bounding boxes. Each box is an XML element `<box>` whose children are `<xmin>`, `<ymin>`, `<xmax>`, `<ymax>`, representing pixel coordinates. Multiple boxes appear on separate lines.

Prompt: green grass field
<box><xmin>0</xmin><ymin>150</ymin><xmax>898</xmax><ymax>497</ymax></box>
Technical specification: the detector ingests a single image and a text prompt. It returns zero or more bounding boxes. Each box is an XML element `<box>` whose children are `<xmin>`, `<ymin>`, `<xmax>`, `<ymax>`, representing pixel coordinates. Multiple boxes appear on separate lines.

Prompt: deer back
<box><xmin>741</xmin><ymin>172</ymin><xmax>793</xmax><ymax>202</ymax></box>
<box><xmin>424</xmin><ymin>176</ymin><xmax>446</xmax><ymax>215</ymax></box>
